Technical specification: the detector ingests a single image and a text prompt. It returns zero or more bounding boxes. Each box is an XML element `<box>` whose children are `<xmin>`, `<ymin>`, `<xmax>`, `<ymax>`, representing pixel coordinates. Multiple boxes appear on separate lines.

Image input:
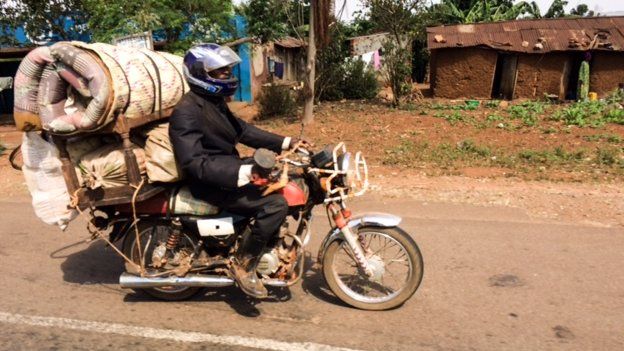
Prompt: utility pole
<box><xmin>302</xmin><ymin>0</ymin><xmax>316</xmax><ymax>125</ymax></box>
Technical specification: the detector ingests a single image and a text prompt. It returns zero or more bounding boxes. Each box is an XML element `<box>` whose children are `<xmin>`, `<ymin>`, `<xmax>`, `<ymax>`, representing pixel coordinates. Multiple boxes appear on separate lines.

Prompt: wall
<box><xmin>249</xmin><ymin>43</ymin><xmax>306</xmax><ymax>102</ymax></box>
<box><xmin>431</xmin><ymin>48</ymin><xmax>497</xmax><ymax>99</ymax></box>
<box><xmin>514</xmin><ymin>53</ymin><xmax>569</xmax><ymax>99</ymax></box>
<box><xmin>590</xmin><ymin>51</ymin><xmax>624</xmax><ymax>98</ymax></box>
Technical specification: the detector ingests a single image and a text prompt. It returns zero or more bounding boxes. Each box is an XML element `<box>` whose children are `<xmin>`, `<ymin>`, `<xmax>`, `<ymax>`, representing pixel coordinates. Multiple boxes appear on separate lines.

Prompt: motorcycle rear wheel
<box><xmin>322</xmin><ymin>226</ymin><xmax>423</xmax><ymax>310</ymax></box>
<box><xmin>122</xmin><ymin>221</ymin><xmax>203</xmax><ymax>301</ymax></box>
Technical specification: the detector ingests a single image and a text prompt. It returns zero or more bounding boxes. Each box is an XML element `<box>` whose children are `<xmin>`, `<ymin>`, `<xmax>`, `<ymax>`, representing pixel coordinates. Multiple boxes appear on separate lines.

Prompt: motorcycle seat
<box><xmin>169</xmin><ymin>186</ymin><xmax>220</xmax><ymax>216</ymax></box>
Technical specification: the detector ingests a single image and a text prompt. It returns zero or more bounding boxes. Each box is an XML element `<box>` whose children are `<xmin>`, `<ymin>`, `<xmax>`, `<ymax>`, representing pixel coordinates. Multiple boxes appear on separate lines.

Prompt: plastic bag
<box><xmin>21</xmin><ymin>132</ymin><xmax>77</xmax><ymax>230</ymax></box>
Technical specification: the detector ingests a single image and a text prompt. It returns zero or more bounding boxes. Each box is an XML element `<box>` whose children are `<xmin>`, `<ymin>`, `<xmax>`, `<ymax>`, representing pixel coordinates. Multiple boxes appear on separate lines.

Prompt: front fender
<box><xmin>316</xmin><ymin>212</ymin><xmax>402</xmax><ymax>264</ymax></box>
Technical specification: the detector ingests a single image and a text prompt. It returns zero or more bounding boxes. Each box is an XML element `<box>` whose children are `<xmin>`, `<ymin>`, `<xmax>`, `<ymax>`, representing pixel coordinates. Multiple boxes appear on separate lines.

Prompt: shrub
<box><xmin>341</xmin><ymin>59</ymin><xmax>380</xmax><ymax>100</ymax></box>
<box><xmin>257</xmin><ymin>85</ymin><xmax>297</xmax><ymax>119</ymax></box>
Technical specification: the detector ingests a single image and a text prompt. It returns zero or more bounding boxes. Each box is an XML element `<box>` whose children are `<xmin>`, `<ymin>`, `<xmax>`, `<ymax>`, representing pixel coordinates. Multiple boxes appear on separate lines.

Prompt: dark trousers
<box><xmin>219</xmin><ymin>184</ymin><xmax>289</xmax><ymax>243</ymax></box>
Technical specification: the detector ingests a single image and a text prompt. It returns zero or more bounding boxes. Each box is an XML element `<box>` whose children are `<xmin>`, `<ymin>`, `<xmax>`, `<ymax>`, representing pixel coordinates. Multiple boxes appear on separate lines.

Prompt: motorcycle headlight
<box><xmin>338</xmin><ymin>152</ymin><xmax>355</xmax><ymax>188</ymax></box>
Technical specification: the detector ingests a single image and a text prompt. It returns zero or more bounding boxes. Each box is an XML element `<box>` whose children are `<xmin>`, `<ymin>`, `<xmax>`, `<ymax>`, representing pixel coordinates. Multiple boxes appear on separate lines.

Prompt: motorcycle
<box><xmin>94</xmin><ymin>142</ymin><xmax>424</xmax><ymax>310</ymax></box>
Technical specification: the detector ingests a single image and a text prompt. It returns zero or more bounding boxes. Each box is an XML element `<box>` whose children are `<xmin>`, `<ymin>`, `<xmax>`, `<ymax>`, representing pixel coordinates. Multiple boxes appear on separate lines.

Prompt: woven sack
<box><xmin>144</xmin><ymin>123</ymin><xmax>180</xmax><ymax>183</ymax></box>
<box><xmin>78</xmin><ymin>143</ymin><xmax>146</xmax><ymax>189</ymax></box>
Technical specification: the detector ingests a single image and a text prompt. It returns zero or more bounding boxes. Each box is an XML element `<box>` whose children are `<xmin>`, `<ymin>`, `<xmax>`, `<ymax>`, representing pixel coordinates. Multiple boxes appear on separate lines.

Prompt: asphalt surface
<box><xmin>0</xmin><ymin>196</ymin><xmax>622</xmax><ymax>350</ymax></box>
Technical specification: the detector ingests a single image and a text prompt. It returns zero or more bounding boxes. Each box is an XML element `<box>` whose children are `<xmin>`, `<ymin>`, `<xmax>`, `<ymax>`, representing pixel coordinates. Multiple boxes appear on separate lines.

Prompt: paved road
<box><xmin>0</xmin><ymin>196</ymin><xmax>622</xmax><ymax>350</ymax></box>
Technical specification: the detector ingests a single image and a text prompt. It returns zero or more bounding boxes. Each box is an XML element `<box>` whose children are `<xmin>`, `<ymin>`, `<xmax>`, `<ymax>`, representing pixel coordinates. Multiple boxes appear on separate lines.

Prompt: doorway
<box><xmin>491</xmin><ymin>54</ymin><xmax>518</xmax><ymax>100</ymax></box>
<box><xmin>562</xmin><ymin>53</ymin><xmax>586</xmax><ymax>100</ymax></box>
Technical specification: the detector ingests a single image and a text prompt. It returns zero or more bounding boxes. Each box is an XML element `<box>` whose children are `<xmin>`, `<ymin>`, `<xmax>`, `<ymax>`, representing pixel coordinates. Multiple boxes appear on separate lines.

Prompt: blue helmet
<box><xmin>183</xmin><ymin>43</ymin><xmax>242</xmax><ymax>97</ymax></box>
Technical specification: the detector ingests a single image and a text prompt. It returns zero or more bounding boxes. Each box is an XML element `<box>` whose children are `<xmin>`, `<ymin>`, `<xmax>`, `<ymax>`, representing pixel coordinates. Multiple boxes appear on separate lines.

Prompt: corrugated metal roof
<box><xmin>275</xmin><ymin>37</ymin><xmax>306</xmax><ymax>48</ymax></box>
<box><xmin>427</xmin><ymin>16</ymin><xmax>624</xmax><ymax>53</ymax></box>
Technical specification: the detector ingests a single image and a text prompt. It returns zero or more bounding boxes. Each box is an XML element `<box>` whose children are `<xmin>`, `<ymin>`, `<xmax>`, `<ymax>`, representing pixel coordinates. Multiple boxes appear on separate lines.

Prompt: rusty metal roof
<box><xmin>275</xmin><ymin>37</ymin><xmax>306</xmax><ymax>48</ymax></box>
<box><xmin>427</xmin><ymin>16</ymin><xmax>624</xmax><ymax>53</ymax></box>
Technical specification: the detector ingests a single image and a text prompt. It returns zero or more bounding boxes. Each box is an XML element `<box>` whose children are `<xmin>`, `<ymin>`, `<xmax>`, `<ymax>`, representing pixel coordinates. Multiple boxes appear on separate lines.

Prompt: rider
<box><xmin>169</xmin><ymin>44</ymin><xmax>295</xmax><ymax>299</ymax></box>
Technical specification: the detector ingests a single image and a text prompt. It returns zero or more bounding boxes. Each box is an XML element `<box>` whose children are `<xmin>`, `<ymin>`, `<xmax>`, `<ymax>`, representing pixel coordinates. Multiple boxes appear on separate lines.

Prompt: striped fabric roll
<box><xmin>13</xmin><ymin>41</ymin><xmax>189</xmax><ymax>134</ymax></box>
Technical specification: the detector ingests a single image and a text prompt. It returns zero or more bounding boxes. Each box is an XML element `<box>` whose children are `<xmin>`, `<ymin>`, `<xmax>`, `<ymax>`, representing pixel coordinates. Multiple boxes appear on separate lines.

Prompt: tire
<box><xmin>122</xmin><ymin>221</ymin><xmax>203</xmax><ymax>301</ymax></box>
<box><xmin>322</xmin><ymin>226</ymin><xmax>423</xmax><ymax>310</ymax></box>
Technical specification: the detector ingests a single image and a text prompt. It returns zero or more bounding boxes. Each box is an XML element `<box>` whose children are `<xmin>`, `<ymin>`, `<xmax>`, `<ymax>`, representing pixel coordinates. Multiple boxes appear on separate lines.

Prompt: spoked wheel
<box><xmin>322</xmin><ymin>226</ymin><xmax>423</xmax><ymax>310</ymax></box>
<box><xmin>122</xmin><ymin>221</ymin><xmax>203</xmax><ymax>301</ymax></box>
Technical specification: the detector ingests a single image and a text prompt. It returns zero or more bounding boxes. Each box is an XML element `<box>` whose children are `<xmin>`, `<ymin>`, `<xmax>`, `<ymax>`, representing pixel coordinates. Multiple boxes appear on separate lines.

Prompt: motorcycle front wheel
<box><xmin>322</xmin><ymin>226</ymin><xmax>423</xmax><ymax>310</ymax></box>
<box><xmin>122</xmin><ymin>221</ymin><xmax>203</xmax><ymax>301</ymax></box>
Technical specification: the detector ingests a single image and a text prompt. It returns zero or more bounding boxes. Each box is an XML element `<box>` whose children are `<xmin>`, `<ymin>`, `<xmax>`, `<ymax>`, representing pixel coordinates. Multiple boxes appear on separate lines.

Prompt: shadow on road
<box><xmin>300</xmin><ymin>255</ymin><xmax>350</xmax><ymax>308</ymax></box>
<box><xmin>55</xmin><ymin>239</ymin><xmax>124</xmax><ymax>285</ymax></box>
<box><xmin>53</xmin><ymin>238</ymin><xmax>352</xmax><ymax>314</ymax></box>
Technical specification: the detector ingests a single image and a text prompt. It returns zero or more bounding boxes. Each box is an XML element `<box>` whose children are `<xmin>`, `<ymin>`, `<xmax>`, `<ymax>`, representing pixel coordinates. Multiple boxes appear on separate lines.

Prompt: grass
<box><xmin>337</xmin><ymin>95</ymin><xmax>624</xmax><ymax>180</ymax></box>
<box><xmin>0</xmin><ymin>138</ymin><xmax>5</xmax><ymax>156</ymax></box>
<box><xmin>549</xmin><ymin>91</ymin><xmax>624</xmax><ymax>127</ymax></box>
<box><xmin>383</xmin><ymin>136</ymin><xmax>624</xmax><ymax>178</ymax></box>
<box><xmin>434</xmin><ymin>111</ymin><xmax>466</xmax><ymax>125</ymax></box>
<box><xmin>384</xmin><ymin>138</ymin><xmax>495</xmax><ymax>168</ymax></box>
<box><xmin>507</xmin><ymin>101</ymin><xmax>548</xmax><ymax>127</ymax></box>
<box><xmin>583</xmin><ymin>134</ymin><xmax>623</xmax><ymax>144</ymax></box>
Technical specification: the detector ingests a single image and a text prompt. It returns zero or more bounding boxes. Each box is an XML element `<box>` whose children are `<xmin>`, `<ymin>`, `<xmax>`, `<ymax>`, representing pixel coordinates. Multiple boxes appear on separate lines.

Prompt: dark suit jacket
<box><xmin>169</xmin><ymin>91</ymin><xmax>285</xmax><ymax>200</ymax></box>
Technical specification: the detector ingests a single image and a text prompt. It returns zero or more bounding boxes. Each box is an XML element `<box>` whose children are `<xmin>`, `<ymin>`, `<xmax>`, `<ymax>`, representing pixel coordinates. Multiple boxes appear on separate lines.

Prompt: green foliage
<box><xmin>240</xmin><ymin>0</ymin><xmax>289</xmax><ymax>43</ymax></box>
<box><xmin>0</xmin><ymin>0</ymin><xmax>89</xmax><ymax>46</ymax></box>
<box><xmin>315</xmin><ymin>24</ymin><xmax>350</xmax><ymax>101</ymax></box>
<box><xmin>507</xmin><ymin>101</ymin><xmax>547</xmax><ymax>127</ymax></box>
<box><xmin>383</xmin><ymin>138</ymin><xmax>494</xmax><ymax>167</ymax></box>
<box><xmin>315</xmin><ymin>23</ymin><xmax>380</xmax><ymax>102</ymax></box>
<box><xmin>239</xmin><ymin>0</ymin><xmax>309</xmax><ymax>43</ymax></box>
<box><xmin>595</xmin><ymin>147</ymin><xmax>620</xmax><ymax>166</ymax></box>
<box><xmin>0</xmin><ymin>138</ymin><xmax>5</xmax><ymax>155</ymax></box>
<box><xmin>341</xmin><ymin>59</ymin><xmax>380</xmax><ymax>100</ymax></box>
<box><xmin>381</xmin><ymin>40</ymin><xmax>412</xmax><ymax>107</ymax></box>
<box><xmin>570</xmin><ymin>4</ymin><xmax>594</xmax><ymax>17</ymax></box>
<box><xmin>257</xmin><ymin>85</ymin><xmax>297</xmax><ymax>119</ymax></box>
<box><xmin>84</xmin><ymin>0</ymin><xmax>233</xmax><ymax>52</ymax></box>
<box><xmin>550</xmin><ymin>92</ymin><xmax>624</xmax><ymax>127</ymax></box>
<box><xmin>363</xmin><ymin>0</ymin><xmax>422</xmax><ymax>106</ymax></box>
<box><xmin>518</xmin><ymin>146</ymin><xmax>584</xmax><ymax>165</ymax></box>
<box><xmin>485</xmin><ymin>100</ymin><xmax>501</xmax><ymax>108</ymax></box>
<box><xmin>434</xmin><ymin>111</ymin><xmax>465</xmax><ymax>125</ymax></box>
<box><xmin>456</xmin><ymin>139</ymin><xmax>491</xmax><ymax>157</ymax></box>
<box><xmin>544</xmin><ymin>0</ymin><xmax>567</xmax><ymax>18</ymax></box>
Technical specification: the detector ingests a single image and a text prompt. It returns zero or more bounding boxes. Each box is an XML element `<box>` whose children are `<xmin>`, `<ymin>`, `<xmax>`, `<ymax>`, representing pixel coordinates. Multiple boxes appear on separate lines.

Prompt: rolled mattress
<box><xmin>14</xmin><ymin>42</ymin><xmax>188</xmax><ymax>134</ymax></box>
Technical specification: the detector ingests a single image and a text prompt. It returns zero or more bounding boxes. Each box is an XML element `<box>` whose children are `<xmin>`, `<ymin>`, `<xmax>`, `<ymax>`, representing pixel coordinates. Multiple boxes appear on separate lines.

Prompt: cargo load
<box><xmin>14</xmin><ymin>42</ymin><xmax>196</xmax><ymax>229</ymax></box>
<box><xmin>21</xmin><ymin>132</ymin><xmax>78</xmax><ymax>230</ymax></box>
<box><xmin>78</xmin><ymin>143</ymin><xmax>147</xmax><ymax>189</ymax></box>
<box><xmin>13</xmin><ymin>41</ymin><xmax>188</xmax><ymax>133</ymax></box>
<box><xmin>142</xmin><ymin>123</ymin><xmax>181</xmax><ymax>183</ymax></box>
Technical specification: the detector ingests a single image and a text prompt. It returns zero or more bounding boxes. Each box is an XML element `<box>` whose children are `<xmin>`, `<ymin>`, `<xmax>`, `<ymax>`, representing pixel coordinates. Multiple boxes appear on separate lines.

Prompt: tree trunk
<box><xmin>302</xmin><ymin>0</ymin><xmax>316</xmax><ymax>125</ymax></box>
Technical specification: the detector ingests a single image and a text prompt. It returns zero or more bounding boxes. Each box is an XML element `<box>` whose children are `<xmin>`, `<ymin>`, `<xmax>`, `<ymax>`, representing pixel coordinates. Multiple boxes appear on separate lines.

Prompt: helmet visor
<box><xmin>188</xmin><ymin>45</ymin><xmax>242</xmax><ymax>73</ymax></box>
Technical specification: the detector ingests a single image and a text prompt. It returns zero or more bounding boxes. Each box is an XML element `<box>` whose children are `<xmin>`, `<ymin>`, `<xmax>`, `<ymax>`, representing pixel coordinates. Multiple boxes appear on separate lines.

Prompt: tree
<box><xmin>84</xmin><ymin>0</ymin><xmax>234</xmax><ymax>53</ymax></box>
<box><xmin>240</xmin><ymin>0</ymin><xmax>310</xmax><ymax>44</ymax></box>
<box><xmin>544</xmin><ymin>0</ymin><xmax>567</xmax><ymax>18</ymax></box>
<box><xmin>363</xmin><ymin>0</ymin><xmax>424</xmax><ymax>106</ymax></box>
<box><xmin>0</xmin><ymin>0</ymin><xmax>89</xmax><ymax>46</ymax></box>
<box><xmin>570</xmin><ymin>4</ymin><xmax>594</xmax><ymax>17</ymax></box>
<box><xmin>239</xmin><ymin>0</ymin><xmax>290</xmax><ymax>43</ymax></box>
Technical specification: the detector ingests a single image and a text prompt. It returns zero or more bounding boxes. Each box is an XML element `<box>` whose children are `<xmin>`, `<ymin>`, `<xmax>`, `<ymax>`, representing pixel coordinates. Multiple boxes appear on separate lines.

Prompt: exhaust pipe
<box><xmin>120</xmin><ymin>272</ymin><xmax>234</xmax><ymax>289</ymax></box>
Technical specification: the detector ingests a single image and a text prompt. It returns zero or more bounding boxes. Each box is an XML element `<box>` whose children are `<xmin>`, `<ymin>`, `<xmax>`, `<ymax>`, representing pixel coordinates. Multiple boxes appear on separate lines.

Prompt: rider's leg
<box><xmin>220</xmin><ymin>185</ymin><xmax>288</xmax><ymax>298</ymax></box>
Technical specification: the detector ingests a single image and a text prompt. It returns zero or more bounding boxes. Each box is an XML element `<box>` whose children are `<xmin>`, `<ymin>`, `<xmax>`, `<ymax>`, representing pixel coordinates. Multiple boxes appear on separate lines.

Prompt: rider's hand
<box><xmin>289</xmin><ymin>138</ymin><xmax>311</xmax><ymax>149</ymax></box>
<box><xmin>250</xmin><ymin>171</ymin><xmax>269</xmax><ymax>187</ymax></box>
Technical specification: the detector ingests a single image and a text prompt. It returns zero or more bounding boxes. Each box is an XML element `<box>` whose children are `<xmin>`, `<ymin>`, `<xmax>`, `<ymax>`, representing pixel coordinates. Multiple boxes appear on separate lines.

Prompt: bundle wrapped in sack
<box><xmin>78</xmin><ymin>144</ymin><xmax>146</xmax><ymax>189</ymax></box>
<box><xmin>21</xmin><ymin>132</ymin><xmax>78</xmax><ymax>230</ymax></box>
<box><xmin>13</xmin><ymin>41</ymin><xmax>188</xmax><ymax>133</ymax></box>
<box><xmin>143</xmin><ymin>123</ymin><xmax>181</xmax><ymax>183</ymax></box>
<box><xmin>65</xmin><ymin>135</ymin><xmax>104</xmax><ymax>186</ymax></box>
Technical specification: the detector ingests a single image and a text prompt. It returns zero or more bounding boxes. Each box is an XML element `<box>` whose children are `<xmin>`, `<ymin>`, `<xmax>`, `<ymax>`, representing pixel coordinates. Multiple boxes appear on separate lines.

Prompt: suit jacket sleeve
<box><xmin>169</xmin><ymin>106</ymin><xmax>243</xmax><ymax>190</ymax></box>
<box><xmin>234</xmin><ymin>113</ymin><xmax>286</xmax><ymax>154</ymax></box>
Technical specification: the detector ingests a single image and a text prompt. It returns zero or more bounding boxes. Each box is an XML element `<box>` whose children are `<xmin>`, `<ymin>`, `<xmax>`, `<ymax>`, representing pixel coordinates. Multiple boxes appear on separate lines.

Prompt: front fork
<box><xmin>328</xmin><ymin>203</ymin><xmax>374</xmax><ymax>277</ymax></box>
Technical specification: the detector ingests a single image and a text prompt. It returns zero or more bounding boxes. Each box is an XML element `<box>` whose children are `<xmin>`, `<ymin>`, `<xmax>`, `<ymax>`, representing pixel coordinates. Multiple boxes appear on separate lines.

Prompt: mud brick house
<box><xmin>427</xmin><ymin>16</ymin><xmax>624</xmax><ymax>100</ymax></box>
